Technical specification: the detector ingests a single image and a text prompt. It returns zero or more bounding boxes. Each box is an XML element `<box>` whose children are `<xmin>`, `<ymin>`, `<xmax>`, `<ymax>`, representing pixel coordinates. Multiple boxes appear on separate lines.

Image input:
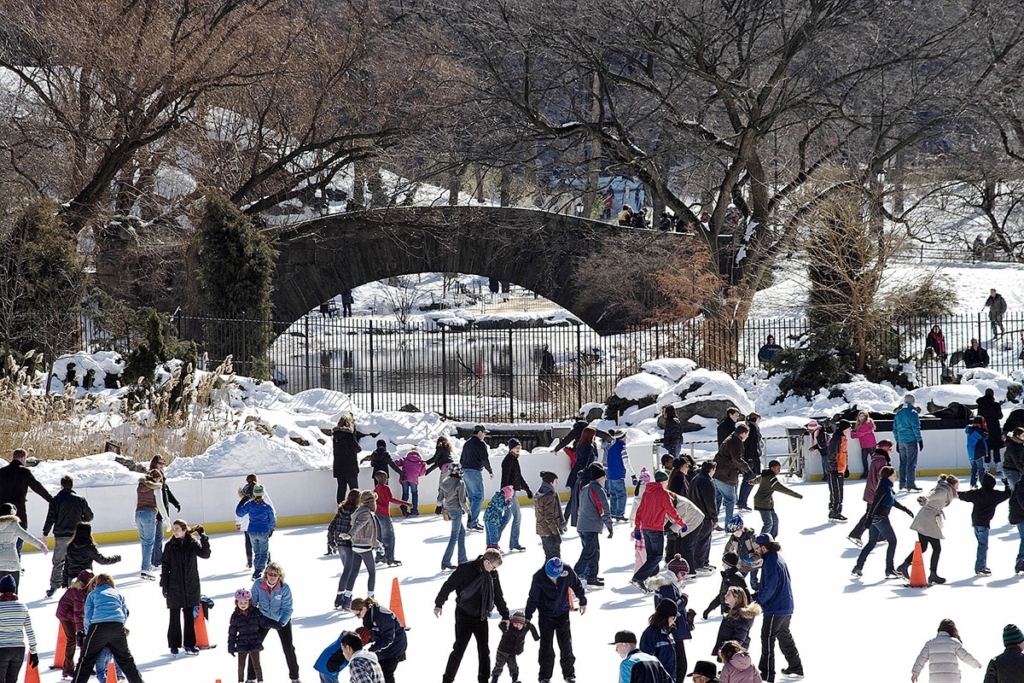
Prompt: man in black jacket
<box><xmin>500</xmin><ymin>439</ymin><xmax>533</xmax><ymax>552</ymax></box>
<box><xmin>0</xmin><ymin>449</ymin><xmax>53</xmax><ymax>554</ymax></box>
<box><xmin>435</xmin><ymin>549</ymin><xmax>510</xmax><ymax>683</ymax></box>
<box><xmin>984</xmin><ymin>624</ymin><xmax>1024</xmax><ymax>683</ymax></box>
<box><xmin>717</xmin><ymin>408</ymin><xmax>740</xmax><ymax>446</ymax></box>
<box><xmin>461</xmin><ymin>427</ymin><xmax>494</xmax><ymax>531</ymax></box>
<box><xmin>525</xmin><ymin>558</ymin><xmax>586</xmax><ymax>683</ymax></box>
<box><xmin>688</xmin><ymin>461</ymin><xmax>718</xmax><ymax>574</ymax></box>
<box><xmin>965</xmin><ymin>338</ymin><xmax>990</xmax><ymax>369</ymax></box>
<box><xmin>42</xmin><ymin>475</ymin><xmax>94</xmax><ymax>597</ymax></box>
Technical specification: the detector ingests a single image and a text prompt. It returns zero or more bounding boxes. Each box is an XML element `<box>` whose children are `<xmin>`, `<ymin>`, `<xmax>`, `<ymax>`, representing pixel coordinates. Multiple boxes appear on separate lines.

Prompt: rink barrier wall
<box><xmin>27</xmin><ymin>450</ymin><xmax>577</xmax><ymax>548</ymax></box>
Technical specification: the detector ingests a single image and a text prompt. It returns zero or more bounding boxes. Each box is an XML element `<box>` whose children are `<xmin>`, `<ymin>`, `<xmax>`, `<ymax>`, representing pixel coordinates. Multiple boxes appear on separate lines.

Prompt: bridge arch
<box><xmin>272</xmin><ymin>206</ymin><xmax>683</xmax><ymax>331</ymax></box>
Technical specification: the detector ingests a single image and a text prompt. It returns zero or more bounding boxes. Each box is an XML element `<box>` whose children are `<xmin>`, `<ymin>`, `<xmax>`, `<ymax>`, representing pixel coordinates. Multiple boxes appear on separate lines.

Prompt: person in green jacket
<box><xmin>751</xmin><ymin>461</ymin><xmax>803</xmax><ymax>538</ymax></box>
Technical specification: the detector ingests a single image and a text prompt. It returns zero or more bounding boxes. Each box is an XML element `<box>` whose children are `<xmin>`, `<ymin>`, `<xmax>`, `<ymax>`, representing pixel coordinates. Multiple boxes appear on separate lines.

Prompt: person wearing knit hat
<box><xmin>985</xmin><ymin>624</ymin><xmax>1024</xmax><ymax>680</ymax></box>
<box><xmin>655</xmin><ymin>470</ymin><xmax>669</xmax><ymax>483</ymax></box>
<box><xmin>575</xmin><ymin>460</ymin><xmax>613</xmax><ymax>586</ymax></box>
<box><xmin>525</xmin><ymin>556</ymin><xmax>586</xmax><ymax>683</ymax></box>
<box><xmin>361</xmin><ymin>439</ymin><xmax>403</xmax><ymax>487</ymax></box>
<box><xmin>666</xmin><ymin>554</ymin><xmax>690</xmax><ymax>576</ymax></box>
<box><xmin>535</xmin><ymin>471</ymin><xmax>564</xmax><ymax>561</ymax></box>
<box><xmin>702</xmin><ymin>552</ymin><xmax>750</xmax><ymax>620</ymax></box>
<box><xmin>499</xmin><ymin>437</ymin><xmax>532</xmax><ymax>552</ymax></box>
<box><xmin>631</xmin><ymin>468</ymin><xmax>687</xmax><ymax>592</ymax></box>
<box><xmin>640</xmin><ymin>595</ymin><xmax>681</xmax><ymax>680</ymax></box>
<box><xmin>492</xmin><ymin>609</ymin><xmax>540</xmax><ymax>683</ymax></box>
<box><xmin>894</xmin><ymin>390</ymin><xmax>924</xmax><ymax>493</ymax></box>
<box><xmin>645</xmin><ymin>552</ymin><xmax>694</xmax><ymax>677</ymax></box>
<box><xmin>639</xmin><ymin>467</ymin><xmax>652</xmax><ymax>484</ymax></box>
<box><xmin>605</xmin><ymin>428</ymin><xmax>634</xmax><ymax>522</ymax></box>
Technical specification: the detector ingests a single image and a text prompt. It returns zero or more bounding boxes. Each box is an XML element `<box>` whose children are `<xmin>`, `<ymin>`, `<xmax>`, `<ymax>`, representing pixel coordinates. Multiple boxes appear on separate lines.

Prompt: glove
<box><xmin>631</xmin><ymin>475</ymin><xmax>638</xmax><ymax>486</ymax></box>
<box><xmin>194</xmin><ymin>525</ymin><xmax>204</xmax><ymax>535</ymax></box>
<box><xmin>527</xmin><ymin>491</ymin><xmax>533</xmax><ymax>499</ymax></box>
<box><xmin>174</xmin><ymin>503</ymin><xmax>182</xmax><ymax>512</ymax></box>
<box><xmin>228</xmin><ymin>648</ymin><xmax>235</xmax><ymax>656</ymax></box>
<box><xmin>679</xmin><ymin>523</ymin><xmax>687</xmax><ymax>533</ymax></box>
<box><xmin>109</xmin><ymin>555</ymin><xmax>121</xmax><ymax>563</ymax></box>
<box><xmin>76</xmin><ymin>631</ymin><xmax>85</xmax><ymax>648</ymax></box>
<box><xmin>702</xmin><ymin>610</ymin><xmax>710</xmax><ymax>620</ymax></box>
<box><xmin>632</xmin><ymin>530</ymin><xmax>642</xmax><ymax>540</ymax></box>
<box><xmin>29</xmin><ymin>654</ymin><xmax>37</xmax><ymax>669</ymax></box>
<box><xmin>272</xmin><ymin>620</ymin><xmax>285</xmax><ymax>630</ymax></box>
<box><xmin>905</xmin><ymin>508</ymin><xmax>913</xmax><ymax>517</ymax></box>
<box><xmin>843</xmin><ymin>469</ymin><xmax>850</xmax><ymax>479</ymax></box>
<box><xmin>607</xmin><ymin>528</ymin><xmax>613</xmax><ymax>539</ymax></box>
<box><xmin>919</xmin><ymin>440</ymin><xmax>924</xmax><ymax>450</ymax></box>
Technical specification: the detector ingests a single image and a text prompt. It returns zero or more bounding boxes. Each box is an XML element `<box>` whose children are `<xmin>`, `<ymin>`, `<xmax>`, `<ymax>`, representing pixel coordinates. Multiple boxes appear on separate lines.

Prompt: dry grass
<box><xmin>0</xmin><ymin>353</ymin><xmax>236</xmax><ymax>465</ymax></box>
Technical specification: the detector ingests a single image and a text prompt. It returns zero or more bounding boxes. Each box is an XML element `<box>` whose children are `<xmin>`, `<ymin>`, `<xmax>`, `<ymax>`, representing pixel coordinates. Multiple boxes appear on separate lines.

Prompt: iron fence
<box><xmin>73</xmin><ymin>311</ymin><xmax>1024</xmax><ymax>422</ymax></box>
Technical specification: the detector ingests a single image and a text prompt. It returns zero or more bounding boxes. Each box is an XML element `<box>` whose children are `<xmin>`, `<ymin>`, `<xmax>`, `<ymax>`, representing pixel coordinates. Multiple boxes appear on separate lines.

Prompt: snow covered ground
<box><xmin>19</xmin><ymin>477</ymin><xmax>1022</xmax><ymax>683</ymax></box>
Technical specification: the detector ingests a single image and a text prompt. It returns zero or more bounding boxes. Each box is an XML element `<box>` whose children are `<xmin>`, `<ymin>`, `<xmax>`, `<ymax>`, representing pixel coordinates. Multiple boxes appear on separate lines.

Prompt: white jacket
<box><xmin>911</xmin><ymin>632</ymin><xmax>981</xmax><ymax>683</ymax></box>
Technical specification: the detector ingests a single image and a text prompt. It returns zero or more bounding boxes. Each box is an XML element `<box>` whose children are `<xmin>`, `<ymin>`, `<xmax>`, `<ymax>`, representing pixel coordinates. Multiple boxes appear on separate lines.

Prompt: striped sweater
<box><xmin>0</xmin><ymin>600</ymin><xmax>36</xmax><ymax>652</ymax></box>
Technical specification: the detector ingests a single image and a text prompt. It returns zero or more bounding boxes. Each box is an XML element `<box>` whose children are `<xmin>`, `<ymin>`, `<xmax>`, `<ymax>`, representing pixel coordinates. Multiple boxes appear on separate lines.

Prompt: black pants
<box><xmin>491</xmin><ymin>650</ymin><xmax>519</xmax><ymax>681</ymax></box>
<box><xmin>538</xmin><ymin>612</ymin><xmax>574</xmax><ymax>681</ymax></box>
<box><xmin>248</xmin><ymin>622</ymin><xmax>299</xmax><ymax>680</ymax></box>
<box><xmin>540</xmin><ymin>536</ymin><xmax>560</xmax><ymax>561</ymax></box>
<box><xmin>442</xmin><ymin>613</ymin><xmax>490</xmax><ymax>683</ymax></box>
<box><xmin>758</xmin><ymin>614</ymin><xmax>801</xmax><ymax>682</ymax></box>
<box><xmin>336</xmin><ymin>474</ymin><xmax>359</xmax><ymax>504</ymax></box>
<box><xmin>903</xmin><ymin>533</ymin><xmax>942</xmax><ymax>574</ymax></box>
<box><xmin>379</xmin><ymin>657</ymin><xmax>400</xmax><ymax>683</ymax></box>
<box><xmin>245</xmin><ymin>532</ymin><xmax>253</xmax><ymax>564</ymax></box>
<box><xmin>675</xmin><ymin>638</ymin><xmax>688</xmax><ymax>683</ymax></box>
<box><xmin>0</xmin><ymin>646</ymin><xmax>22</xmax><ymax>683</ymax></box>
<box><xmin>71</xmin><ymin>622</ymin><xmax>145</xmax><ymax>683</ymax></box>
<box><xmin>827</xmin><ymin>471</ymin><xmax>844</xmax><ymax>515</ymax></box>
<box><xmin>693</xmin><ymin>519</ymin><xmax>713</xmax><ymax>569</ymax></box>
<box><xmin>850</xmin><ymin>503</ymin><xmax>873</xmax><ymax>541</ymax></box>
<box><xmin>167</xmin><ymin>606</ymin><xmax>197</xmax><ymax>649</ymax></box>
<box><xmin>664</xmin><ymin>530</ymin><xmax>679</xmax><ymax>561</ymax></box>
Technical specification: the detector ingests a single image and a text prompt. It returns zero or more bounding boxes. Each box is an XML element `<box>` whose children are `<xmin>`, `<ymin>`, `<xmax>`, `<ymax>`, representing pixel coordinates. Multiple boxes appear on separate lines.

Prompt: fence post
<box><xmin>241</xmin><ymin>311</ymin><xmax>247</xmax><ymax>376</ymax></box>
<box><xmin>508</xmin><ymin>327</ymin><xmax>514</xmax><ymax>423</ymax></box>
<box><xmin>369</xmin><ymin>320</ymin><xmax>375</xmax><ymax>413</ymax></box>
<box><xmin>576</xmin><ymin>324</ymin><xmax>583</xmax><ymax>411</ymax></box>
<box><xmin>441</xmin><ymin>326</ymin><xmax>448</xmax><ymax>419</ymax></box>
<box><xmin>304</xmin><ymin>315</ymin><xmax>311</xmax><ymax>391</ymax></box>
<box><xmin>978</xmin><ymin>313</ymin><xmax>983</xmax><ymax>346</ymax></box>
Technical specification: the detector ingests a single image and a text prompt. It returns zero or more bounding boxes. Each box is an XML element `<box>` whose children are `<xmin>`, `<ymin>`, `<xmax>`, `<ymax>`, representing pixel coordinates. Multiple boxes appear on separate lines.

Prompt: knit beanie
<box><xmin>722</xmin><ymin>552</ymin><xmax>740</xmax><ymax>568</ymax></box>
<box><xmin>507</xmin><ymin>438</ymin><xmax>521</xmax><ymax>449</ymax></box>
<box><xmin>655</xmin><ymin>599</ymin><xmax>678</xmax><ymax>618</ymax></box>
<box><xmin>540</xmin><ymin>471</ymin><xmax>558</xmax><ymax>484</ymax></box>
<box><xmin>666</xmin><ymin>554</ymin><xmax>690</xmax><ymax>576</ymax></box>
<box><xmin>510</xmin><ymin>611</ymin><xmax>527</xmax><ymax>625</ymax></box>
<box><xmin>588</xmin><ymin>462</ymin><xmax>607</xmax><ymax>481</ymax></box>
<box><xmin>545</xmin><ymin>558</ymin><xmax>564</xmax><ymax>579</ymax></box>
<box><xmin>501</xmin><ymin>485</ymin><xmax>515</xmax><ymax>500</ymax></box>
<box><xmin>1005</xmin><ymin>624</ymin><xmax>1024</xmax><ymax>647</ymax></box>
<box><xmin>639</xmin><ymin>467</ymin><xmax>652</xmax><ymax>484</ymax></box>
<box><xmin>0</xmin><ymin>575</ymin><xmax>16</xmax><ymax>593</ymax></box>
<box><xmin>376</xmin><ymin>439</ymin><xmax>387</xmax><ymax>449</ymax></box>
<box><xmin>252</xmin><ymin>484</ymin><xmax>265</xmax><ymax>498</ymax></box>
<box><xmin>654</xmin><ymin>470</ymin><xmax>669</xmax><ymax>483</ymax></box>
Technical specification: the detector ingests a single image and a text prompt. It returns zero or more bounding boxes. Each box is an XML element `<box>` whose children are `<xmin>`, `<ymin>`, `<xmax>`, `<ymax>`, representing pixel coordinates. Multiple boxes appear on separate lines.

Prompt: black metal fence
<box><xmin>75</xmin><ymin>311</ymin><xmax>1024</xmax><ymax>422</ymax></box>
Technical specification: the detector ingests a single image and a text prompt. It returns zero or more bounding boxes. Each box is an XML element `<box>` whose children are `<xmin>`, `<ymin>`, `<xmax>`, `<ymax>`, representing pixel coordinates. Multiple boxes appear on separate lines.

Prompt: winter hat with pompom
<box><xmin>545</xmin><ymin>558</ymin><xmax>564</xmax><ymax>579</ymax></box>
<box><xmin>639</xmin><ymin>467</ymin><xmax>652</xmax><ymax>484</ymax></box>
<box><xmin>1005</xmin><ymin>624</ymin><xmax>1024</xmax><ymax>647</ymax></box>
<box><xmin>666</xmin><ymin>554</ymin><xmax>690</xmax><ymax>576</ymax></box>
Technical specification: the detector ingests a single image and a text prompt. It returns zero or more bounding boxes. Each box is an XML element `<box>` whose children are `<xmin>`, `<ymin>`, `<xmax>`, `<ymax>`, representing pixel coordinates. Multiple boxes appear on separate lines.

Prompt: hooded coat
<box><xmin>720</xmin><ymin>651</ymin><xmax>761</xmax><ymax>683</ymax></box>
<box><xmin>712</xmin><ymin>604</ymin><xmax>762</xmax><ymax>655</ymax></box>
<box><xmin>160</xmin><ymin>530</ymin><xmax>211</xmax><ymax>608</ymax></box>
<box><xmin>911</xmin><ymin>632</ymin><xmax>981</xmax><ymax>683</ymax></box>
<box><xmin>534</xmin><ymin>482</ymin><xmax>563</xmax><ymax>537</ymax></box>
<box><xmin>909</xmin><ymin>480</ymin><xmax>957</xmax><ymax>539</ymax></box>
<box><xmin>62</xmin><ymin>535</ymin><xmax>119</xmax><ymax>588</ymax></box>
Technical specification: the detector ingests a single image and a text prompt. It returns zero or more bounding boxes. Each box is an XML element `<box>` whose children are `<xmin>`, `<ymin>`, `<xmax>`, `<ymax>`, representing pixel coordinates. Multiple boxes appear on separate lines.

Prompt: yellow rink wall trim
<box><xmin>38</xmin><ymin>491</ymin><xmax>576</xmax><ymax>549</ymax></box>
<box><xmin>808</xmin><ymin>468</ymin><xmax>970</xmax><ymax>482</ymax></box>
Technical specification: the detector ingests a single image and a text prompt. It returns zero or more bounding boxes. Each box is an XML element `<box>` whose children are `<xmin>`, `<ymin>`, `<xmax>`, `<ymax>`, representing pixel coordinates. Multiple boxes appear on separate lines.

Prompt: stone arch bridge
<box><xmin>272</xmin><ymin>206</ymin><xmax>688</xmax><ymax>331</ymax></box>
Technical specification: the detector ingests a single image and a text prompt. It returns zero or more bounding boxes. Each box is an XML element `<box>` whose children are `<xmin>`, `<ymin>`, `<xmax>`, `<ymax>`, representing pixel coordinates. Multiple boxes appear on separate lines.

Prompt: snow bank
<box><xmin>659</xmin><ymin>369</ymin><xmax>755</xmax><ymax>413</ymax></box>
<box><xmin>31</xmin><ymin>452</ymin><xmax>141</xmax><ymax>488</ymax></box>
<box><xmin>639</xmin><ymin>358</ymin><xmax>697</xmax><ymax>382</ymax></box>
<box><xmin>613</xmin><ymin>374</ymin><xmax>671</xmax><ymax>401</ymax></box>
<box><xmin>165</xmin><ymin>431</ymin><xmax>330</xmax><ymax>480</ymax></box>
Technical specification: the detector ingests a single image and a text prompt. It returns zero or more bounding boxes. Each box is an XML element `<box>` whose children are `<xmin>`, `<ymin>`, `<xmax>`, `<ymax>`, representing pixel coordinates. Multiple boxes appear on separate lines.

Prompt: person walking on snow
<box><xmin>499</xmin><ymin>439</ymin><xmax>532</xmax><ymax>551</ymax></box>
<box><xmin>958</xmin><ymin>472</ymin><xmax>1012</xmax><ymax>576</ymax></box>
<box><xmin>574</xmin><ymin>463</ymin><xmax>613</xmax><ymax>586</ymax></box>
<box><xmin>851</xmin><ymin>466</ymin><xmax>913</xmax><ymax>580</ymax></box>
<box><xmin>984</xmin><ymin>288</ymin><xmax>1008</xmax><ymax>338</ymax></box>
<box><xmin>525</xmin><ymin>558</ymin><xmax>586</xmax><ymax>683</ymax></box>
<box><xmin>631</xmin><ymin>471</ymin><xmax>686</xmax><ymax>592</ymax></box>
<box><xmin>911</xmin><ymin>618</ymin><xmax>981</xmax><ymax>683</ymax></box>
<box><xmin>42</xmin><ymin>475</ymin><xmax>93</xmax><ymax>598</ymax></box>
<box><xmin>894</xmin><ymin>395</ymin><xmax>924</xmax><ymax>492</ymax></box>
<box><xmin>752</xmin><ymin>534</ymin><xmax>802</xmax><ymax>682</ymax></box>
<box><xmin>461</xmin><ymin>427</ymin><xmax>494</xmax><ymax>531</ymax></box>
<box><xmin>605</xmin><ymin>429</ymin><xmax>634</xmax><ymax>521</ymax></box>
<box><xmin>826</xmin><ymin>420</ymin><xmax>852</xmax><ymax>522</ymax></box>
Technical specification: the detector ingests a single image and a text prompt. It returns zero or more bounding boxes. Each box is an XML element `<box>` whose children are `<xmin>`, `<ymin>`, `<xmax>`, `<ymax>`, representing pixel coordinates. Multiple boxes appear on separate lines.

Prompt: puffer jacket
<box><xmin>909</xmin><ymin>480</ymin><xmax>957</xmax><ymax>540</ymax></box>
<box><xmin>235</xmin><ymin>498</ymin><xmax>276</xmax><ymax>535</ymax></box>
<box><xmin>912</xmin><ymin>632</ymin><xmax>981</xmax><ymax>683</ymax></box>
<box><xmin>228</xmin><ymin>606</ymin><xmax>266</xmax><ymax>654</ymax></box>
<box><xmin>826</xmin><ymin>432</ymin><xmax>848</xmax><ymax>473</ymax></box>
<box><xmin>62</xmin><ymin>536</ymin><xmax>119</xmax><ymax>588</ymax></box>
<box><xmin>251</xmin><ymin>578</ymin><xmax>293</xmax><ymax>625</ymax></box>
<box><xmin>347</xmin><ymin>506</ymin><xmax>378</xmax><ymax>549</ymax></box>
<box><xmin>438</xmin><ymin>475</ymin><xmax>468</xmax><ymax>513</ymax></box>
<box><xmin>721</xmin><ymin>651</ymin><xmax>760</xmax><ymax>683</ymax></box>
<box><xmin>534</xmin><ymin>483</ymin><xmax>563</xmax><ymax>536</ymax></box>
<box><xmin>56</xmin><ymin>585</ymin><xmax>87</xmax><ymax>631</ymax></box>
<box><xmin>714</xmin><ymin>434</ymin><xmax>751</xmax><ymax>486</ymax></box>
<box><xmin>0</xmin><ymin>516</ymin><xmax>43</xmax><ymax>572</ymax></box>
<box><xmin>577</xmin><ymin>481</ymin><xmax>612</xmax><ymax>533</ymax></box>
<box><xmin>668</xmin><ymin>491</ymin><xmax>704</xmax><ymax>537</ymax></box>
<box><xmin>83</xmin><ymin>584</ymin><xmax>128</xmax><ymax>628</ymax></box>
<box><xmin>366</xmin><ymin>447</ymin><xmax>402</xmax><ymax>477</ymax></box>
<box><xmin>967</xmin><ymin>426</ymin><xmax>989</xmax><ymax>462</ymax></box>
<box><xmin>755</xmin><ymin>551</ymin><xmax>793</xmax><ymax>617</ymax></box>
<box><xmin>851</xmin><ymin>420</ymin><xmax>877</xmax><ymax>450</ymax></box>
<box><xmin>712</xmin><ymin>604</ymin><xmax>761</xmax><ymax>655</ymax></box>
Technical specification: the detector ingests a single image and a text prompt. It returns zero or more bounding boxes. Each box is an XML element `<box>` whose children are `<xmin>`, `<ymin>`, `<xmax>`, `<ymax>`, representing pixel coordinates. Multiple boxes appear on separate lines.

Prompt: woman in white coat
<box><xmin>911</xmin><ymin>619</ymin><xmax>981</xmax><ymax>682</ymax></box>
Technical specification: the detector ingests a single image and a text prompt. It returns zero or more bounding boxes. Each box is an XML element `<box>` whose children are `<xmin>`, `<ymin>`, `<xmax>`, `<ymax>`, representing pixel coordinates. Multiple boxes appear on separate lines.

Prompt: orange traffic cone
<box><xmin>106</xmin><ymin>660</ymin><xmax>116</xmax><ymax>682</ymax></box>
<box><xmin>389</xmin><ymin>577</ymin><xmax>406</xmax><ymax>628</ymax></box>
<box><xmin>194</xmin><ymin>608</ymin><xmax>210</xmax><ymax>649</ymax></box>
<box><xmin>568</xmin><ymin>587</ymin><xmax>576</xmax><ymax>611</ymax></box>
<box><xmin>23</xmin><ymin>653</ymin><xmax>39</xmax><ymax>683</ymax></box>
<box><xmin>50</xmin><ymin>626</ymin><xmax>66</xmax><ymax>669</ymax></box>
<box><xmin>909</xmin><ymin>541</ymin><xmax>928</xmax><ymax>588</ymax></box>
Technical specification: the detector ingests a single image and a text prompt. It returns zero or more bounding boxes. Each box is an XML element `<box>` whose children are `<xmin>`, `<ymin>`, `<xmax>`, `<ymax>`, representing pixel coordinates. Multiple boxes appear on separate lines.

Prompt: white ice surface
<box><xmin>16</xmin><ymin>478</ymin><xmax>1021</xmax><ymax>683</ymax></box>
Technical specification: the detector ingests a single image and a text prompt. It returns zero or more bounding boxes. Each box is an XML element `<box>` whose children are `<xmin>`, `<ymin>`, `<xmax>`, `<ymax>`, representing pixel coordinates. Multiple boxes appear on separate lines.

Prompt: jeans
<box><xmin>713</xmin><ymin>479</ymin><xmax>736</xmax><ymax>524</ymax></box>
<box><xmin>631</xmin><ymin>530</ymin><xmax>665</xmax><ymax>583</ymax></box>
<box><xmin>342</xmin><ymin>549</ymin><xmax>376</xmax><ymax>593</ymax></box>
<box><xmin>855</xmin><ymin>517</ymin><xmax>898</xmax><ymax>573</ymax></box>
<box><xmin>737</xmin><ymin>471</ymin><xmax>756</xmax><ymax>509</ymax></box>
<box><xmin>898</xmin><ymin>442</ymin><xmax>919</xmax><ymax>490</ymax></box>
<box><xmin>502</xmin><ymin>496</ymin><xmax>521</xmax><ymax>548</ymax></box>
<box><xmin>0</xmin><ymin>646</ymin><xmax>23</xmax><ymax>683</ymax></box>
<box><xmin>376</xmin><ymin>514</ymin><xmax>396</xmax><ymax>563</ymax></box>
<box><xmin>974</xmin><ymin>525</ymin><xmax>990</xmax><ymax>572</ymax></box>
<box><xmin>443</xmin><ymin>510</ymin><xmax>467</xmax><ymax>567</ymax></box>
<box><xmin>463</xmin><ymin>469</ymin><xmax>485</xmax><ymax>527</ymax></box>
<box><xmin>538</xmin><ymin>612</ymin><xmax>575</xmax><ymax>681</ymax></box>
<box><xmin>401</xmin><ymin>482</ymin><xmax>419</xmax><ymax>515</ymax></box>
<box><xmin>574</xmin><ymin>531</ymin><xmax>600</xmax><ymax>581</ymax></box>
<box><xmin>249</xmin><ymin>532</ymin><xmax>270</xmax><ymax>576</ymax></box>
<box><xmin>971</xmin><ymin>459</ymin><xmax>986</xmax><ymax>488</ymax></box>
<box><xmin>860</xmin><ymin>448</ymin><xmax>872</xmax><ymax>477</ymax></box>
<box><xmin>442</xmin><ymin>613</ymin><xmax>490</xmax><ymax>683</ymax></box>
<box><xmin>607</xmin><ymin>479</ymin><xmax>627</xmax><ymax>518</ymax></box>
<box><xmin>95</xmin><ymin>647</ymin><xmax>124</xmax><ymax>683</ymax></box>
<box><xmin>759</xmin><ymin>509</ymin><xmax>779</xmax><ymax>538</ymax></box>
<box><xmin>1017</xmin><ymin>523</ymin><xmax>1024</xmax><ymax>563</ymax></box>
<box><xmin>151</xmin><ymin>515</ymin><xmax>164</xmax><ymax>567</ymax></box>
<box><xmin>135</xmin><ymin>510</ymin><xmax>157</xmax><ymax>573</ymax></box>
<box><xmin>993</xmin><ymin>317</ymin><xmax>1005</xmax><ymax>338</ymax></box>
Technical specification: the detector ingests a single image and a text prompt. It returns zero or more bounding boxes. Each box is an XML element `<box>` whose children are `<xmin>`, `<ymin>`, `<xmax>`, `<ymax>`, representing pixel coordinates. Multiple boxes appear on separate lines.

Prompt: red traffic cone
<box><xmin>194</xmin><ymin>608</ymin><xmax>210</xmax><ymax>649</ymax></box>
<box><xmin>106</xmin><ymin>660</ymin><xmax>116</xmax><ymax>682</ymax></box>
<box><xmin>23</xmin><ymin>652</ymin><xmax>39</xmax><ymax>683</ymax></box>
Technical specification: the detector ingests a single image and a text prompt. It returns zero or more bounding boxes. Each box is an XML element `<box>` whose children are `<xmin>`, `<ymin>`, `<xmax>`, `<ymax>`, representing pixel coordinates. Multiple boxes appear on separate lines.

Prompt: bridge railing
<box><xmin>76</xmin><ymin>312</ymin><xmax>1024</xmax><ymax>422</ymax></box>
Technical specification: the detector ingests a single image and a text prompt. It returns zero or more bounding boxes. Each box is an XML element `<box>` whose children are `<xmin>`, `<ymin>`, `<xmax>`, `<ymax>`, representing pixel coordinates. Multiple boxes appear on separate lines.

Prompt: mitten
<box><xmin>686</xmin><ymin>609</ymin><xmax>696</xmax><ymax>631</ymax></box>
<box><xmin>29</xmin><ymin>654</ymin><xmax>38</xmax><ymax>669</ymax></box>
<box><xmin>632</xmin><ymin>529</ymin><xmax>642</xmax><ymax>540</ymax></box>
<box><xmin>843</xmin><ymin>469</ymin><xmax>850</xmax><ymax>479</ymax></box>
<box><xmin>174</xmin><ymin>503</ymin><xmax>182</xmax><ymax>512</ymax></box>
<box><xmin>228</xmin><ymin>648</ymin><xmax>235</xmax><ymax>656</ymax></box>
<box><xmin>527</xmin><ymin>490</ymin><xmax>534</xmax><ymax>499</ymax></box>
<box><xmin>631</xmin><ymin>475</ymin><xmax>638</xmax><ymax>486</ymax></box>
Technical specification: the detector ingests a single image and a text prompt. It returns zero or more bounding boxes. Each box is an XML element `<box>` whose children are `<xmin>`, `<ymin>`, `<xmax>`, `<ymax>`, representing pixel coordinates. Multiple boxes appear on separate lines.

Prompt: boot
<box><xmin>896</xmin><ymin>561</ymin><xmax>910</xmax><ymax>578</ymax></box>
<box><xmin>929</xmin><ymin>572</ymin><xmax>946</xmax><ymax>585</ymax></box>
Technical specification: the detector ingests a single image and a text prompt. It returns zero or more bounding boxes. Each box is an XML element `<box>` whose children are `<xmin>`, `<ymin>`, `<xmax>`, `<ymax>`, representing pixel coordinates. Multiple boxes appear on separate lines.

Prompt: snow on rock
<box><xmin>613</xmin><ymin>374</ymin><xmax>671</xmax><ymax>401</ymax></box>
<box><xmin>640</xmin><ymin>358</ymin><xmax>697</xmax><ymax>383</ymax></box>
<box><xmin>658</xmin><ymin>369</ymin><xmax>755</xmax><ymax>414</ymax></box>
<box><xmin>30</xmin><ymin>452</ymin><xmax>140</xmax><ymax>488</ymax></box>
<box><xmin>910</xmin><ymin>384</ymin><xmax>983</xmax><ymax>409</ymax></box>
<box><xmin>961</xmin><ymin>368</ymin><xmax>1022</xmax><ymax>402</ymax></box>
<box><xmin>166</xmin><ymin>431</ymin><xmax>330</xmax><ymax>480</ymax></box>
<box><xmin>829</xmin><ymin>381</ymin><xmax>903</xmax><ymax>412</ymax></box>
